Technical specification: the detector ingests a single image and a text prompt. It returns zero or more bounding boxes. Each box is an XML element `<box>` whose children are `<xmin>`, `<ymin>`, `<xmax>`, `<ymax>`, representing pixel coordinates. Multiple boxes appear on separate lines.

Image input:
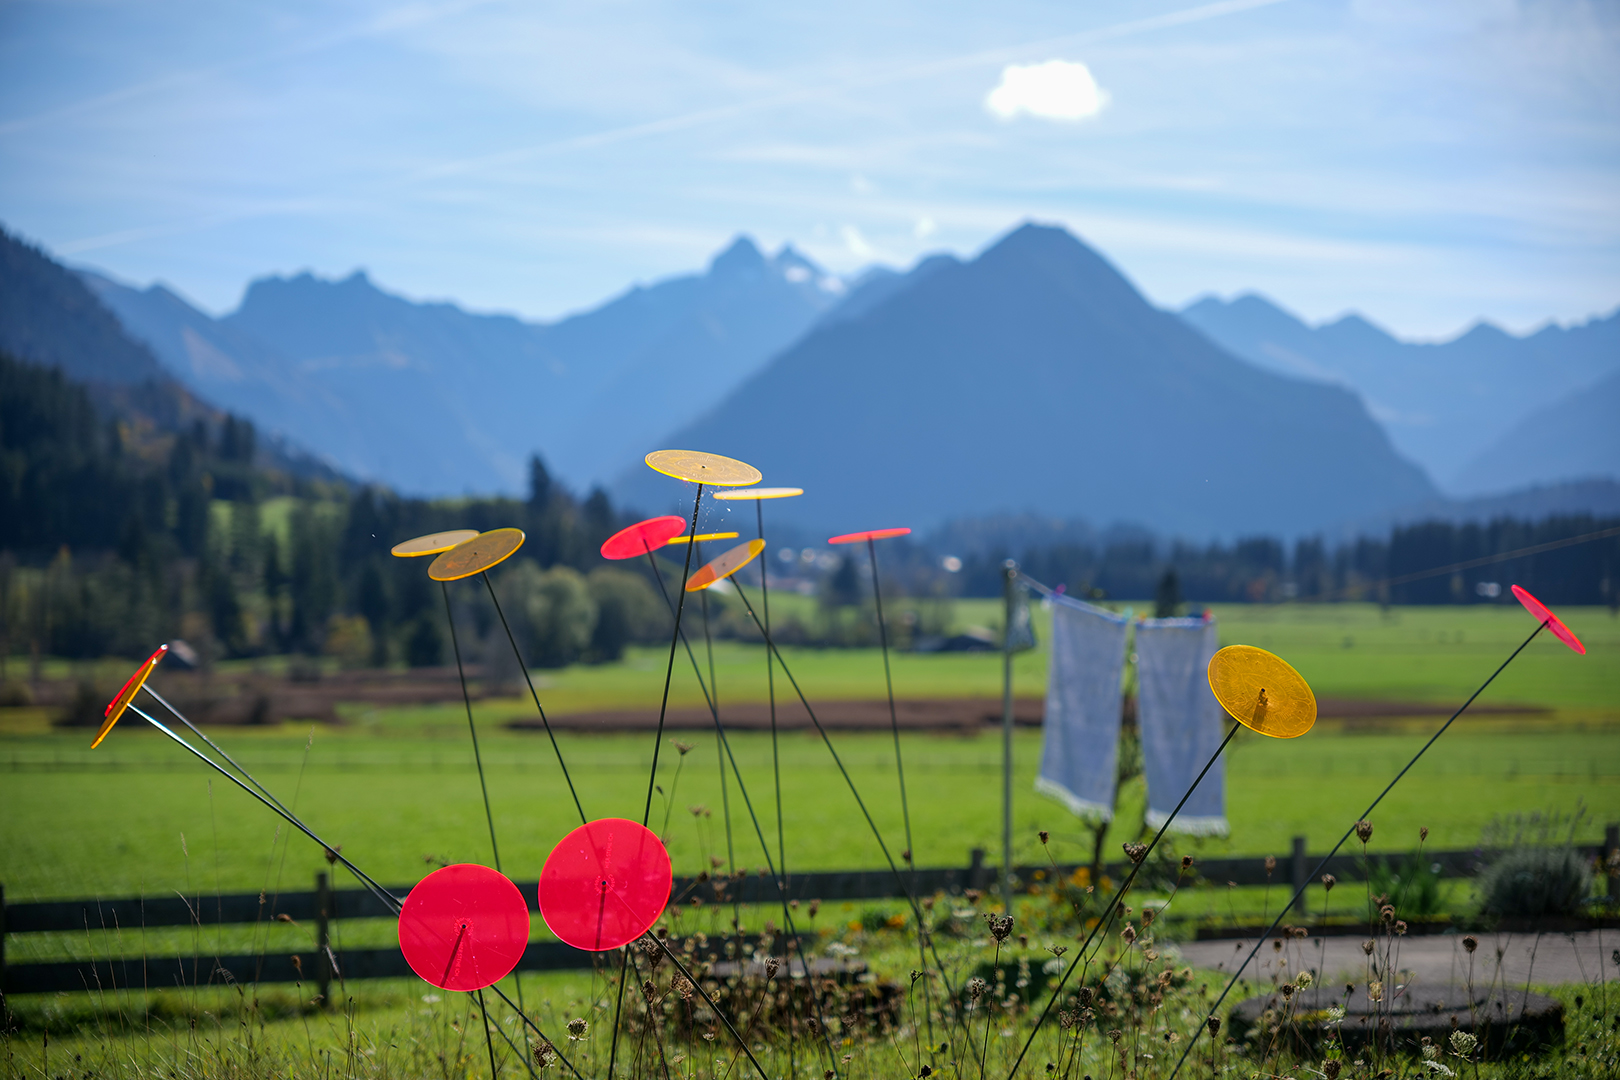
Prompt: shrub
<box><xmin>1477</xmin><ymin>846</ymin><xmax>1592</xmax><ymax>918</ymax></box>
<box><xmin>1366</xmin><ymin>854</ymin><xmax>1445</xmax><ymax>920</ymax></box>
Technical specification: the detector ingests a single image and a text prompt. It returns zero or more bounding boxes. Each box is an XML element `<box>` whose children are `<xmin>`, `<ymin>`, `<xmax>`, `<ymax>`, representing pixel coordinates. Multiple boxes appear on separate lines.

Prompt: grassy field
<box><xmin>2</xmin><ymin>604</ymin><xmax>1614</xmax><ymax>909</ymax></box>
<box><xmin>3</xmin><ymin>602</ymin><xmax>1617</xmax><ymax>1076</ymax></box>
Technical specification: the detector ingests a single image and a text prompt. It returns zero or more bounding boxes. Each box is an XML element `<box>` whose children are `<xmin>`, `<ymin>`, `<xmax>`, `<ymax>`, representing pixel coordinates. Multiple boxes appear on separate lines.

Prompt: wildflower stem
<box><xmin>1006</xmin><ymin>721</ymin><xmax>1241</xmax><ymax>1079</ymax></box>
<box><xmin>1167</xmin><ymin>617</ymin><xmax>1552</xmax><ymax>1080</ymax></box>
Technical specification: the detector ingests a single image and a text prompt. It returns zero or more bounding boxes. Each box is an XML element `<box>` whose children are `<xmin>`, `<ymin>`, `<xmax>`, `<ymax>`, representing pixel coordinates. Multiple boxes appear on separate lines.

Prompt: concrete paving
<box><xmin>1176</xmin><ymin>930</ymin><xmax>1620</xmax><ymax>989</ymax></box>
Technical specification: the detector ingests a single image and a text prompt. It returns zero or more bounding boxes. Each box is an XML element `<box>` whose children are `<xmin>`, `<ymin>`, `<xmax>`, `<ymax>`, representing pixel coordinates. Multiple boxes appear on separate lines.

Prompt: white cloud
<box><xmin>985</xmin><ymin>59</ymin><xmax>1109</xmax><ymax>121</ymax></box>
<box><xmin>914</xmin><ymin>216</ymin><xmax>937</xmax><ymax>239</ymax></box>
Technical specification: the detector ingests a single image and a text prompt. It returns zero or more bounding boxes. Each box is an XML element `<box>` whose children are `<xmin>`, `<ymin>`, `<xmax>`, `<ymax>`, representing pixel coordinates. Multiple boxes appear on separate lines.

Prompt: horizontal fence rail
<box><xmin>6</xmin><ymin>834</ymin><xmax>1614</xmax><ymax>998</ymax></box>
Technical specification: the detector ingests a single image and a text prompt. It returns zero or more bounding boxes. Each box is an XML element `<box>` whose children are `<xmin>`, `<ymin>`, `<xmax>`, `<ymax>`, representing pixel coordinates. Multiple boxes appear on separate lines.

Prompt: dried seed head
<box><xmin>1039</xmin><ymin>830</ymin><xmax>1050</xmax><ymax>845</ymax></box>
<box><xmin>1047</xmin><ymin>944</ymin><xmax>1068</xmax><ymax>958</ymax></box>
<box><xmin>765</xmin><ymin>956</ymin><xmax>781</xmax><ymax>978</ymax></box>
<box><xmin>968</xmin><ymin>977</ymin><xmax>987</xmax><ymax>1001</ymax></box>
<box><xmin>324</xmin><ymin>846</ymin><xmax>340</xmax><ymax>865</ymax></box>
<box><xmin>1076</xmin><ymin>986</ymin><xmax>1093</xmax><ymax>1007</ymax></box>
<box><xmin>1281</xmin><ymin>983</ymin><xmax>1296</xmax><ymax>998</ymax></box>
<box><xmin>566</xmin><ymin>1018</ymin><xmax>589</xmax><ymax>1040</ymax></box>
<box><xmin>1396</xmin><ymin>920</ymin><xmax>1408</xmax><ymax>936</ymax></box>
<box><xmin>1207</xmin><ymin>1016</ymin><xmax>1221</xmax><ymax>1036</ymax></box>
<box><xmin>1296</xmin><ymin>971</ymin><xmax>1313</xmax><ymax>989</ymax></box>
<box><xmin>1322</xmin><ymin>1060</ymin><xmax>1341</xmax><ymax>1080</ymax></box>
<box><xmin>1123</xmin><ymin>842</ymin><xmax>1148</xmax><ymax>865</ymax></box>
<box><xmin>1462</xmin><ymin>935</ymin><xmax>1478</xmax><ymax>954</ymax></box>
<box><xmin>986</xmin><ymin>914</ymin><xmax>1014</xmax><ymax>943</ymax></box>
<box><xmin>1420</xmin><ymin>826</ymin><xmax>1429</xmax><ymax>842</ymax></box>
<box><xmin>1321</xmin><ymin>873</ymin><xmax>1336</xmax><ymax>892</ymax></box>
<box><xmin>1355</xmin><ymin>820</ymin><xmax>1374</xmax><ymax>844</ymax></box>
<box><xmin>1265</xmin><ymin>855</ymin><xmax>1277</xmax><ymax>874</ymax></box>
<box><xmin>641</xmin><ymin>979</ymin><xmax>656</xmax><ymax>998</ymax></box>
<box><xmin>533</xmin><ymin>1040</ymin><xmax>558</xmax><ymax>1068</ymax></box>
<box><xmin>1181</xmin><ymin>855</ymin><xmax>1194</xmax><ymax>871</ymax></box>
<box><xmin>674</xmin><ymin>740</ymin><xmax>694</xmax><ymax>756</ymax></box>
<box><xmin>1450</xmin><ymin>1030</ymin><xmax>1477</xmax><ymax>1056</ymax></box>
<box><xmin>1121</xmin><ymin>924</ymin><xmax>1137</xmax><ymax>945</ymax></box>
<box><xmin>1362</xmin><ymin>940</ymin><xmax>1375</xmax><ymax>956</ymax></box>
<box><xmin>1367</xmin><ymin>981</ymin><xmax>1384</xmax><ymax>1003</ymax></box>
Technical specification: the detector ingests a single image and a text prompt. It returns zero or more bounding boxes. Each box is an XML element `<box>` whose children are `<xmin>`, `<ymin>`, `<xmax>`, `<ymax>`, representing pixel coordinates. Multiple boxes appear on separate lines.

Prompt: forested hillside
<box><xmin>0</xmin><ymin>352</ymin><xmax>666</xmax><ymax>668</ymax></box>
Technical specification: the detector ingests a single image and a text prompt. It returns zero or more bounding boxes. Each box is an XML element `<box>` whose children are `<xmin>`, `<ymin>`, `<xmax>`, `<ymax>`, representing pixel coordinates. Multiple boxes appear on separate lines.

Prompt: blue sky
<box><xmin>1</xmin><ymin>0</ymin><xmax>1616</xmax><ymax>337</ymax></box>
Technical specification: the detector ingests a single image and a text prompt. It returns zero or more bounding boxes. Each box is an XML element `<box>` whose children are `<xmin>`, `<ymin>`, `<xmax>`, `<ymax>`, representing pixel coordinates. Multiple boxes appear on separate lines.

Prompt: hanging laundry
<box><xmin>1136</xmin><ymin>615</ymin><xmax>1229</xmax><ymax>836</ymax></box>
<box><xmin>1035</xmin><ymin>595</ymin><xmax>1129</xmax><ymax>820</ymax></box>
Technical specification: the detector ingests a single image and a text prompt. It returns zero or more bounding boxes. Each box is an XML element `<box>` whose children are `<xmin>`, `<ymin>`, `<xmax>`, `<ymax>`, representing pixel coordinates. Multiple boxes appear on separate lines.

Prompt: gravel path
<box><xmin>1177</xmin><ymin>929</ymin><xmax>1620</xmax><ymax>989</ymax></box>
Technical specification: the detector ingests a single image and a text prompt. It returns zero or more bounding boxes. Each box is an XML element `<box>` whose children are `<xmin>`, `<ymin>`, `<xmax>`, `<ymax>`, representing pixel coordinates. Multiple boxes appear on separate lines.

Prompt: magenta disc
<box><xmin>827</xmin><ymin>527</ymin><xmax>911</xmax><ymax>545</ymax></box>
<box><xmin>539</xmin><ymin>818</ymin><xmax>672</xmax><ymax>952</ymax></box>
<box><xmin>1511</xmin><ymin>585</ymin><xmax>1585</xmax><ymax>655</ymax></box>
<box><xmin>601</xmin><ymin>516</ymin><xmax>687</xmax><ymax>561</ymax></box>
<box><xmin>398</xmin><ymin>864</ymin><xmax>530</xmax><ymax>991</ymax></box>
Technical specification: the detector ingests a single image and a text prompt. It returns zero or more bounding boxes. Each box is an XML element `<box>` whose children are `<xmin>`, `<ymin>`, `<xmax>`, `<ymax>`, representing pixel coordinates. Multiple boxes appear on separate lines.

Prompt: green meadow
<box><xmin>2</xmin><ymin>603</ymin><xmax>1617</xmax><ymax>1076</ymax></box>
<box><xmin>2</xmin><ymin>603</ymin><xmax>1614</xmax><ymax>915</ymax></box>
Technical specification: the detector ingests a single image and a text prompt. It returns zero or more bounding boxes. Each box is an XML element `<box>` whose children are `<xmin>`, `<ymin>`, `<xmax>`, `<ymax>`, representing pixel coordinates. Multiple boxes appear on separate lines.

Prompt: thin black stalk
<box><xmin>643</xmin><ymin>483</ymin><xmax>704</xmax><ymax>826</ymax></box>
<box><xmin>653</xmin><ymin>935</ymin><xmax>771</xmax><ymax>1080</ymax></box>
<box><xmin>642</xmin><ymin>550</ymin><xmax>842</xmax><ymax>1073</ymax></box>
<box><xmin>867</xmin><ymin>535</ymin><xmax>933</xmax><ymax>1045</ymax></box>
<box><xmin>487</xmin><ymin>984</ymin><xmax>585</xmax><ymax>1080</ymax></box>
<box><xmin>476</xmin><ymin>988</ymin><xmax>501</xmax><ymax>1079</ymax></box>
<box><xmin>730</xmin><ymin>578</ymin><xmax>969</xmax><ymax>1026</ymax></box>
<box><xmin>445</xmin><ymin>581</ymin><xmax>502</xmax><ymax>871</ymax></box>
<box><xmin>126</xmin><ymin>704</ymin><xmax>401</xmax><ymax>914</ymax></box>
<box><xmin>482</xmin><ymin>572</ymin><xmax>586</xmax><ymax>826</ymax></box>
<box><xmin>1005</xmin><ymin>720</ymin><xmax>1242</xmax><ymax>1080</ymax></box>
<box><xmin>616</xmin><ymin>482</ymin><xmax>704</xmax><ymax>1080</ymax></box>
<box><xmin>1165</xmin><ymin>619</ymin><xmax>1550</xmax><ymax>1080</ymax></box>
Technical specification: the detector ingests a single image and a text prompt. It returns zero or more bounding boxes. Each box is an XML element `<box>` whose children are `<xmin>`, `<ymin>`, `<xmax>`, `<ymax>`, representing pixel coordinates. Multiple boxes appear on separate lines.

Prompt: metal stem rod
<box><xmin>1164</xmin><ymin>618</ymin><xmax>1552</xmax><ymax>1080</ymax></box>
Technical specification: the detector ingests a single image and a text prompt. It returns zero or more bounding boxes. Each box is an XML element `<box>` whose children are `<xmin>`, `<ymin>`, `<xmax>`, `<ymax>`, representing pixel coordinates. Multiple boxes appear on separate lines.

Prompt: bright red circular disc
<box><xmin>827</xmin><ymin>527</ymin><xmax>911</xmax><ymax>545</ymax></box>
<box><xmin>539</xmin><ymin>818</ymin><xmax>672</xmax><ymax>952</ymax></box>
<box><xmin>398</xmin><ymin>864</ymin><xmax>530</xmax><ymax>991</ymax></box>
<box><xmin>601</xmin><ymin>516</ymin><xmax>687</xmax><ymax>560</ymax></box>
<box><xmin>1511</xmin><ymin>585</ymin><xmax>1585</xmax><ymax>654</ymax></box>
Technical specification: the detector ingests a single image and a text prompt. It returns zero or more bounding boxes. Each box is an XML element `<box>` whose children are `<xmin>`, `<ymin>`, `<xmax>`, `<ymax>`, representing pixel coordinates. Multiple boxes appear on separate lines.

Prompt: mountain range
<box><xmin>3</xmin><ymin>218</ymin><xmax>1614</xmax><ymax>537</ymax></box>
<box><xmin>616</xmin><ymin>224</ymin><xmax>1437</xmax><ymax>537</ymax></box>
<box><xmin>83</xmin><ymin>239</ymin><xmax>845</xmax><ymax>494</ymax></box>
<box><xmin>1180</xmin><ymin>293</ymin><xmax>1619</xmax><ymax>491</ymax></box>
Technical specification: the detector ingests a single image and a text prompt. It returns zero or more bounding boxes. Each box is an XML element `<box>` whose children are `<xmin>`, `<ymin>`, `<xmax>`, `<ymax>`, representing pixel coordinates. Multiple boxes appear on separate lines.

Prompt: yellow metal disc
<box><xmin>428</xmin><ymin>528</ymin><xmax>526</xmax><ymax>581</ymax></box>
<box><xmin>665</xmin><ymin>531</ymin><xmax>739</xmax><ymax>546</ymax></box>
<box><xmin>644</xmin><ymin>450</ymin><xmax>762</xmax><ymax>487</ymax></box>
<box><xmin>712</xmin><ymin>487</ymin><xmax>804</xmax><ymax>501</ymax></box>
<box><xmin>391</xmin><ymin>529</ymin><xmax>479</xmax><ymax>557</ymax></box>
<box><xmin>686</xmin><ymin>539</ymin><xmax>767</xmax><ymax>592</ymax></box>
<box><xmin>93</xmin><ymin>644</ymin><xmax>167</xmax><ymax>749</ymax></box>
<box><xmin>1207</xmin><ymin>645</ymin><xmax>1316</xmax><ymax>739</ymax></box>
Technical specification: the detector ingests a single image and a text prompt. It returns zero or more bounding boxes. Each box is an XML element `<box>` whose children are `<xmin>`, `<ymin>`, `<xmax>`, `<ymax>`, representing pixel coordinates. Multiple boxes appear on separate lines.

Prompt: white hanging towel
<box><xmin>1035</xmin><ymin>595</ymin><xmax>1130</xmax><ymax>820</ymax></box>
<box><xmin>1136</xmin><ymin>615</ymin><xmax>1229</xmax><ymax>836</ymax></box>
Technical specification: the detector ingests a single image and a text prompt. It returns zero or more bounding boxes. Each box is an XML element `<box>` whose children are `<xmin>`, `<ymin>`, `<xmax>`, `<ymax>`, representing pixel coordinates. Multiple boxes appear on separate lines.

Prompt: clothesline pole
<box><xmin>1001</xmin><ymin>558</ymin><xmax>1017</xmax><ymax>912</ymax></box>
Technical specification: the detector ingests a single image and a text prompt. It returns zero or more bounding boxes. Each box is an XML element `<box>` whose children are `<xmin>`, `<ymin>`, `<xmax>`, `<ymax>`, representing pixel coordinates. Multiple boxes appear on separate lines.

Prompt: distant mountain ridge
<box><xmin>1452</xmin><ymin>369</ymin><xmax>1620</xmax><ymax>494</ymax></box>
<box><xmin>1180</xmin><ymin>293</ymin><xmax>1620</xmax><ymax>490</ymax></box>
<box><xmin>0</xmin><ymin>227</ymin><xmax>338</xmax><ymax>481</ymax></box>
<box><xmin>614</xmin><ymin>223</ymin><xmax>1438</xmax><ymax>538</ymax></box>
<box><xmin>86</xmin><ymin>238</ymin><xmax>847</xmax><ymax>495</ymax></box>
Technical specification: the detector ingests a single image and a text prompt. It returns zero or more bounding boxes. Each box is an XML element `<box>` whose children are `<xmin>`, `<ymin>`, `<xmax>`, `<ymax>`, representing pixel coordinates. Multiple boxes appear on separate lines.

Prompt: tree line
<box><xmin>0</xmin><ymin>352</ymin><xmax>674</xmax><ymax>669</ymax></box>
<box><xmin>956</xmin><ymin>516</ymin><xmax>1619</xmax><ymax>610</ymax></box>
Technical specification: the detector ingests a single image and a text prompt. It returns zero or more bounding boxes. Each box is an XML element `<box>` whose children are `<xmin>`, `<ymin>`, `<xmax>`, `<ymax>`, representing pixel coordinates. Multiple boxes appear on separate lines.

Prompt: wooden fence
<box><xmin>6</xmin><ymin>830</ymin><xmax>1615</xmax><ymax>999</ymax></box>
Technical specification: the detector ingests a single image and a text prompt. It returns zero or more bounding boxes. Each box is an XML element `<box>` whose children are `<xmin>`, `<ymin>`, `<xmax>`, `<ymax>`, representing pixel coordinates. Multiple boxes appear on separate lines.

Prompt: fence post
<box><xmin>1291</xmin><ymin>836</ymin><xmax>1308</xmax><ymax>916</ymax></box>
<box><xmin>315</xmin><ymin>871</ymin><xmax>331</xmax><ymax>1006</ymax></box>
<box><xmin>969</xmin><ymin>848</ymin><xmax>987</xmax><ymax>894</ymax></box>
<box><xmin>1607</xmin><ymin>823</ymin><xmax>1619</xmax><ymax>902</ymax></box>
